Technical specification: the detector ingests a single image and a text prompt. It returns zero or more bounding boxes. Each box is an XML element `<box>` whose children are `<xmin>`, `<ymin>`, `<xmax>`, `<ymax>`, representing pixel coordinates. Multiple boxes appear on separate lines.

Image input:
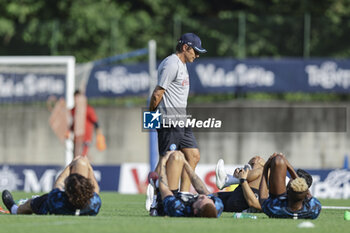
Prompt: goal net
<box><xmin>0</xmin><ymin>56</ymin><xmax>75</xmax><ymax>166</ymax></box>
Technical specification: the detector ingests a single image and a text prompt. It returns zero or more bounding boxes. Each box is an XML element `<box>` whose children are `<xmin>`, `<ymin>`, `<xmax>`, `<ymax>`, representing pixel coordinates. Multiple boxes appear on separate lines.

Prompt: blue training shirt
<box><xmin>262</xmin><ymin>193</ymin><xmax>321</xmax><ymax>219</ymax></box>
<box><xmin>46</xmin><ymin>188</ymin><xmax>101</xmax><ymax>215</ymax></box>
<box><xmin>163</xmin><ymin>192</ymin><xmax>223</xmax><ymax>217</ymax></box>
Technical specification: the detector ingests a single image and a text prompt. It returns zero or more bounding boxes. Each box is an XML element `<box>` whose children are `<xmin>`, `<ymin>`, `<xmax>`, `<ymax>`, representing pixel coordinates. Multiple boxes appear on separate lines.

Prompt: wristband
<box><xmin>240</xmin><ymin>178</ymin><xmax>247</xmax><ymax>184</ymax></box>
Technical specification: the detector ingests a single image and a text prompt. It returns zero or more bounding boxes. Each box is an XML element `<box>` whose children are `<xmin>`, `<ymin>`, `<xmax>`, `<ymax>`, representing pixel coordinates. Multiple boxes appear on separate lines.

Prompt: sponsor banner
<box><xmin>85</xmin><ymin>58</ymin><xmax>350</xmax><ymax>98</ymax></box>
<box><xmin>118</xmin><ymin>163</ymin><xmax>350</xmax><ymax>199</ymax></box>
<box><xmin>86</xmin><ymin>63</ymin><xmax>150</xmax><ymax>98</ymax></box>
<box><xmin>0</xmin><ymin>73</ymin><xmax>65</xmax><ymax>102</ymax></box>
<box><xmin>191</xmin><ymin>59</ymin><xmax>350</xmax><ymax>93</ymax></box>
<box><xmin>2</xmin><ymin>163</ymin><xmax>349</xmax><ymax>199</ymax></box>
<box><xmin>118</xmin><ymin>163</ymin><xmax>244</xmax><ymax>194</ymax></box>
<box><xmin>119</xmin><ymin>163</ymin><xmax>150</xmax><ymax>194</ymax></box>
<box><xmin>308</xmin><ymin>169</ymin><xmax>350</xmax><ymax>199</ymax></box>
<box><xmin>0</xmin><ymin>165</ymin><xmax>120</xmax><ymax>192</ymax></box>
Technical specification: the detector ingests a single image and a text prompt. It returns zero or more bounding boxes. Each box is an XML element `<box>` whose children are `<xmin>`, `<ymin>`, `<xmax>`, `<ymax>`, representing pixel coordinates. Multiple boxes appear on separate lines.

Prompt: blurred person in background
<box><xmin>70</xmin><ymin>90</ymin><xmax>105</xmax><ymax>157</ymax></box>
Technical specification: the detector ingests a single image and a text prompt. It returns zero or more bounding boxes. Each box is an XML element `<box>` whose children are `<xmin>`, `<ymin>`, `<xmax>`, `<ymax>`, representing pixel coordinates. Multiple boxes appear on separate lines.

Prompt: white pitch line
<box><xmin>322</xmin><ymin>206</ymin><xmax>350</xmax><ymax>210</ymax></box>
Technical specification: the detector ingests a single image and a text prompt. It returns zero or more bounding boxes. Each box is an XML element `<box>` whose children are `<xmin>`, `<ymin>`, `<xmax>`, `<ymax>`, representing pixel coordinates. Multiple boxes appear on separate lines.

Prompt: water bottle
<box><xmin>233</xmin><ymin>212</ymin><xmax>257</xmax><ymax>219</ymax></box>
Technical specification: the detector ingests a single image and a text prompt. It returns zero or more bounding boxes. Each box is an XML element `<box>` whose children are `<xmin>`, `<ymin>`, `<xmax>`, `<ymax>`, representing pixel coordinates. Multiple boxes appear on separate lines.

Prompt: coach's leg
<box><xmin>180</xmin><ymin>148</ymin><xmax>200</xmax><ymax>192</ymax></box>
<box><xmin>268</xmin><ymin>154</ymin><xmax>287</xmax><ymax>195</ymax></box>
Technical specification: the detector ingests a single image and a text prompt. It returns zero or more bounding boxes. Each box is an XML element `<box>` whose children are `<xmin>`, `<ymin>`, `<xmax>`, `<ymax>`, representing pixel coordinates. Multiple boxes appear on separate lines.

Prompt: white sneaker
<box><xmin>216</xmin><ymin>159</ymin><xmax>228</xmax><ymax>190</ymax></box>
<box><xmin>145</xmin><ymin>183</ymin><xmax>154</xmax><ymax>211</ymax></box>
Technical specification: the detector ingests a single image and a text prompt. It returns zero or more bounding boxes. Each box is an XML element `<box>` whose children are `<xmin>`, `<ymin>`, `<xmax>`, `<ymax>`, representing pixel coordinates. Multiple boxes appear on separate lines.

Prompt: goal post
<box><xmin>0</xmin><ymin>56</ymin><xmax>76</xmax><ymax>165</ymax></box>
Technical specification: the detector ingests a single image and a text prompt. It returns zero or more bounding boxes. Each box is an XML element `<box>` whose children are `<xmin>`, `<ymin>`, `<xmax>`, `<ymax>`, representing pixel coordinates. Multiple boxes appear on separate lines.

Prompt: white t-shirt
<box><xmin>157</xmin><ymin>54</ymin><xmax>189</xmax><ymax>118</ymax></box>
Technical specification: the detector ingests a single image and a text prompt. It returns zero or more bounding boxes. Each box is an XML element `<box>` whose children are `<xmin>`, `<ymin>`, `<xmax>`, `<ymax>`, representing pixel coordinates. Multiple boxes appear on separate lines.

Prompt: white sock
<box><xmin>150</xmin><ymin>195</ymin><xmax>157</xmax><ymax>208</ymax></box>
<box><xmin>11</xmin><ymin>205</ymin><xmax>18</xmax><ymax>214</ymax></box>
<box><xmin>225</xmin><ymin>175</ymin><xmax>240</xmax><ymax>185</ymax></box>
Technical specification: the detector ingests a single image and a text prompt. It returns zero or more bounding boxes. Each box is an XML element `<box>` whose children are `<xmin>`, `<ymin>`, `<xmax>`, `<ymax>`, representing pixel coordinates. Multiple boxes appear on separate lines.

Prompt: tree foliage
<box><xmin>0</xmin><ymin>0</ymin><xmax>350</xmax><ymax>62</ymax></box>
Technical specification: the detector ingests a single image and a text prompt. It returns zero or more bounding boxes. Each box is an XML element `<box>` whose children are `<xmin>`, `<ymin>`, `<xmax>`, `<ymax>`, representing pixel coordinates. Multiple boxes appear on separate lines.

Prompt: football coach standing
<box><xmin>149</xmin><ymin>33</ymin><xmax>207</xmax><ymax>192</ymax></box>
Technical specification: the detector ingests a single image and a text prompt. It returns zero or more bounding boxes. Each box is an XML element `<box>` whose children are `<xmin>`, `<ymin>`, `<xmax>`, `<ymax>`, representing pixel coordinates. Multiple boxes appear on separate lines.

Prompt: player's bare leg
<box><xmin>268</xmin><ymin>154</ymin><xmax>287</xmax><ymax>195</ymax></box>
<box><xmin>166</xmin><ymin>151</ymin><xmax>185</xmax><ymax>191</ymax></box>
<box><xmin>70</xmin><ymin>155</ymin><xmax>100</xmax><ymax>193</ymax></box>
<box><xmin>70</xmin><ymin>155</ymin><xmax>89</xmax><ymax>177</ymax></box>
<box><xmin>17</xmin><ymin>198</ymin><xmax>34</xmax><ymax>214</ymax></box>
<box><xmin>180</xmin><ymin>148</ymin><xmax>200</xmax><ymax>192</ymax></box>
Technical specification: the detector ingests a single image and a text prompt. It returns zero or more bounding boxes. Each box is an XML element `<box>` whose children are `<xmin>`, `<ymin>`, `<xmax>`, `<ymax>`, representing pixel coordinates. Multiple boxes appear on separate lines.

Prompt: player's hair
<box><xmin>290</xmin><ymin>177</ymin><xmax>308</xmax><ymax>193</ymax></box>
<box><xmin>297</xmin><ymin>169</ymin><xmax>313</xmax><ymax>188</ymax></box>
<box><xmin>197</xmin><ymin>203</ymin><xmax>217</xmax><ymax>218</ymax></box>
<box><xmin>176</xmin><ymin>42</ymin><xmax>192</xmax><ymax>53</ymax></box>
<box><xmin>287</xmin><ymin>177</ymin><xmax>309</xmax><ymax>202</ymax></box>
<box><xmin>176</xmin><ymin>42</ymin><xmax>183</xmax><ymax>52</ymax></box>
<box><xmin>65</xmin><ymin>173</ymin><xmax>94</xmax><ymax>209</ymax></box>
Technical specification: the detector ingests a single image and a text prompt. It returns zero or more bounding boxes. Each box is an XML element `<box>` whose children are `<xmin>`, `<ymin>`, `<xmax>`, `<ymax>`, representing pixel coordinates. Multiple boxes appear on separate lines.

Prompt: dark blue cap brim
<box><xmin>193</xmin><ymin>46</ymin><xmax>207</xmax><ymax>53</ymax></box>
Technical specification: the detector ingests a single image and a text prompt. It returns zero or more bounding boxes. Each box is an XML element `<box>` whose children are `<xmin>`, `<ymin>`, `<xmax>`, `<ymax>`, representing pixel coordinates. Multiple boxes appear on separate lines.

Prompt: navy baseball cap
<box><xmin>178</xmin><ymin>33</ymin><xmax>207</xmax><ymax>53</ymax></box>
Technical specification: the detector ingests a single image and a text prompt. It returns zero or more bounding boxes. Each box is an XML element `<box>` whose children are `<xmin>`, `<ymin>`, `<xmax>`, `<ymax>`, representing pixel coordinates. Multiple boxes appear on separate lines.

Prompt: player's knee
<box><xmin>170</xmin><ymin>151</ymin><xmax>184</xmax><ymax>162</ymax></box>
<box><xmin>73</xmin><ymin>156</ymin><xmax>89</xmax><ymax>168</ymax></box>
<box><xmin>273</xmin><ymin>154</ymin><xmax>286</xmax><ymax>167</ymax></box>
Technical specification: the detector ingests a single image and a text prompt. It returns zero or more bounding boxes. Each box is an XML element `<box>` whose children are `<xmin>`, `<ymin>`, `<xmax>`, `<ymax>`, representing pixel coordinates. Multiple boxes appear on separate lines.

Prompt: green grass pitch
<box><xmin>0</xmin><ymin>192</ymin><xmax>349</xmax><ymax>233</ymax></box>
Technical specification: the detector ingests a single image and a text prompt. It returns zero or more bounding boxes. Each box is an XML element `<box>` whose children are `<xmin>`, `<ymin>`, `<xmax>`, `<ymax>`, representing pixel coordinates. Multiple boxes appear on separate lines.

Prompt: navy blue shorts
<box><xmin>31</xmin><ymin>194</ymin><xmax>49</xmax><ymax>215</ymax></box>
<box><xmin>157</xmin><ymin>126</ymin><xmax>198</xmax><ymax>156</ymax></box>
<box><xmin>217</xmin><ymin>186</ymin><xmax>259</xmax><ymax>212</ymax></box>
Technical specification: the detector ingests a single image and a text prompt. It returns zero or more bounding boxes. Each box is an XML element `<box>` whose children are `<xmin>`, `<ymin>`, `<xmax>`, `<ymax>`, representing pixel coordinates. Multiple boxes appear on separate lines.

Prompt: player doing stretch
<box><xmin>149</xmin><ymin>33</ymin><xmax>207</xmax><ymax>192</ymax></box>
<box><xmin>151</xmin><ymin>151</ymin><xmax>223</xmax><ymax>217</ymax></box>
<box><xmin>215</xmin><ymin>156</ymin><xmax>265</xmax><ymax>212</ymax></box>
<box><xmin>259</xmin><ymin>153</ymin><xmax>321</xmax><ymax>219</ymax></box>
<box><xmin>2</xmin><ymin>156</ymin><xmax>101</xmax><ymax>216</ymax></box>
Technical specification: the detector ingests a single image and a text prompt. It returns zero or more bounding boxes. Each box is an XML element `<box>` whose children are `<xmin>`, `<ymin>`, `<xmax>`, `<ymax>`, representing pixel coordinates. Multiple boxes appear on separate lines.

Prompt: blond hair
<box><xmin>290</xmin><ymin>177</ymin><xmax>308</xmax><ymax>192</ymax></box>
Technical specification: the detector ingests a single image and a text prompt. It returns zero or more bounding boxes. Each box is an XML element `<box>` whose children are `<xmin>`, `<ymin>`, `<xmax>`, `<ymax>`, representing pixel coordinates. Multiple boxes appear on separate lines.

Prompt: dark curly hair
<box><xmin>65</xmin><ymin>173</ymin><xmax>94</xmax><ymax>209</ymax></box>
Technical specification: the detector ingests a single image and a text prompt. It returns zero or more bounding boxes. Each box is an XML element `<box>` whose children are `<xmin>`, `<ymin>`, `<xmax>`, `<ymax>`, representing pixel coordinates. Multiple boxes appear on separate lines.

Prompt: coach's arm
<box><xmin>149</xmin><ymin>86</ymin><xmax>165</xmax><ymax>111</ymax></box>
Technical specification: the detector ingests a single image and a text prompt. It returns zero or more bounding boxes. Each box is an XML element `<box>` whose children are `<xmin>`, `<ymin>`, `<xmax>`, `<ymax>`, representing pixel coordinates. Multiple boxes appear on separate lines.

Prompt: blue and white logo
<box><xmin>169</xmin><ymin>144</ymin><xmax>177</xmax><ymax>151</ymax></box>
<box><xmin>143</xmin><ymin>110</ymin><xmax>161</xmax><ymax>129</ymax></box>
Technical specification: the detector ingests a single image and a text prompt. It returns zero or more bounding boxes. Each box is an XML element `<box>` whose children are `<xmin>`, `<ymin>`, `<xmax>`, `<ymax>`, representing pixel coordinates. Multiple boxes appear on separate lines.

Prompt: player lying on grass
<box><xmin>258</xmin><ymin>153</ymin><xmax>321</xmax><ymax>219</ymax></box>
<box><xmin>155</xmin><ymin>150</ymin><xmax>224</xmax><ymax>217</ymax></box>
<box><xmin>214</xmin><ymin>156</ymin><xmax>265</xmax><ymax>212</ymax></box>
<box><xmin>2</xmin><ymin>156</ymin><xmax>101</xmax><ymax>216</ymax></box>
